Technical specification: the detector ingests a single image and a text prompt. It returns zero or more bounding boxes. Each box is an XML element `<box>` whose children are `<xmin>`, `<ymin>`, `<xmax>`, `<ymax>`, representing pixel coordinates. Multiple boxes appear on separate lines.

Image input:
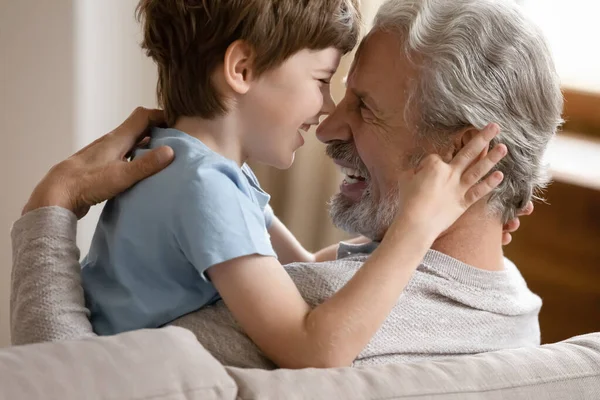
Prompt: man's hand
<box><xmin>501</xmin><ymin>201</ymin><xmax>534</xmax><ymax>245</ymax></box>
<box><xmin>22</xmin><ymin>107</ymin><xmax>175</xmax><ymax>219</ymax></box>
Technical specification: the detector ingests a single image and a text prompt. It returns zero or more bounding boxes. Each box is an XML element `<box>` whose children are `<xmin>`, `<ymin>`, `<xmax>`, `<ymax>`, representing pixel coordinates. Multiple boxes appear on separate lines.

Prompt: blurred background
<box><xmin>0</xmin><ymin>0</ymin><xmax>598</xmax><ymax>348</ymax></box>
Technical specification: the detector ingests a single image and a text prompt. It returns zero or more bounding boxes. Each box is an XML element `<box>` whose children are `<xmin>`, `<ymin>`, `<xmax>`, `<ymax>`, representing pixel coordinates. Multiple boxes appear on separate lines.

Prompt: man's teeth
<box><xmin>341</xmin><ymin>167</ymin><xmax>365</xmax><ymax>183</ymax></box>
<box><xmin>344</xmin><ymin>176</ymin><xmax>361</xmax><ymax>184</ymax></box>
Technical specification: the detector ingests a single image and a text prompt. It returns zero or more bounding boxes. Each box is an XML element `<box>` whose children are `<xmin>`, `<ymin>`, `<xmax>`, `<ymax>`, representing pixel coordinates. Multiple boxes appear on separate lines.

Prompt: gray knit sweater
<box><xmin>10</xmin><ymin>207</ymin><xmax>542</xmax><ymax>368</ymax></box>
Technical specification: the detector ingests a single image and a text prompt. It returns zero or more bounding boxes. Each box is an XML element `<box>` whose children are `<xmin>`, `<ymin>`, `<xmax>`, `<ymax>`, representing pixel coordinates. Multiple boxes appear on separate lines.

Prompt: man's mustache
<box><xmin>325</xmin><ymin>141</ymin><xmax>370</xmax><ymax>178</ymax></box>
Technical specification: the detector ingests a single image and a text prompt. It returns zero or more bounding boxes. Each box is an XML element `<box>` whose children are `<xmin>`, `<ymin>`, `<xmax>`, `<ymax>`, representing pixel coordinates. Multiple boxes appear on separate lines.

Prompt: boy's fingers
<box><xmin>464</xmin><ymin>171</ymin><xmax>504</xmax><ymax>207</ymax></box>
<box><xmin>504</xmin><ymin>217</ymin><xmax>520</xmax><ymax>233</ymax></box>
<box><xmin>519</xmin><ymin>201</ymin><xmax>534</xmax><ymax>216</ymax></box>
<box><xmin>502</xmin><ymin>232</ymin><xmax>513</xmax><ymax>246</ymax></box>
<box><xmin>461</xmin><ymin>144</ymin><xmax>507</xmax><ymax>188</ymax></box>
<box><xmin>451</xmin><ymin>124</ymin><xmax>500</xmax><ymax>171</ymax></box>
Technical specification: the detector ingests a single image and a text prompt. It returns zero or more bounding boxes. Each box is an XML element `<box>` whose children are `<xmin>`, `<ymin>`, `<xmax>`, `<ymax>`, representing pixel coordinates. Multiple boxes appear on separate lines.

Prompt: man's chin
<box><xmin>329</xmin><ymin>191</ymin><xmax>383</xmax><ymax>241</ymax></box>
<box><xmin>329</xmin><ymin>184</ymin><xmax>401</xmax><ymax>242</ymax></box>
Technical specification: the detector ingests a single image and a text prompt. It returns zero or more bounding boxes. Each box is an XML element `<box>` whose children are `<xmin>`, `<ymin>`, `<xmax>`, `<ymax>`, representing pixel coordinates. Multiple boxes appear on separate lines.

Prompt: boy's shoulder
<box><xmin>150</xmin><ymin>128</ymin><xmax>222</xmax><ymax>165</ymax></box>
<box><xmin>145</xmin><ymin>128</ymin><xmax>255</xmax><ymax>198</ymax></box>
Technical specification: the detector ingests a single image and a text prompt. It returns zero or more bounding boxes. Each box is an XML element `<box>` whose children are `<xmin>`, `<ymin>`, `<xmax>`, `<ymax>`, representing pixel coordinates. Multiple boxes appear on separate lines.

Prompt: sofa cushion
<box><xmin>0</xmin><ymin>327</ymin><xmax>237</xmax><ymax>400</ymax></box>
<box><xmin>227</xmin><ymin>333</ymin><xmax>600</xmax><ymax>400</ymax></box>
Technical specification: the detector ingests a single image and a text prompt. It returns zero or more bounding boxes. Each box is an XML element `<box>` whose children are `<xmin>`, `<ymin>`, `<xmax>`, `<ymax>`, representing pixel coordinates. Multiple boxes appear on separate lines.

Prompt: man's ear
<box><xmin>444</xmin><ymin>126</ymin><xmax>487</xmax><ymax>161</ymax></box>
<box><xmin>223</xmin><ymin>40</ymin><xmax>255</xmax><ymax>95</ymax></box>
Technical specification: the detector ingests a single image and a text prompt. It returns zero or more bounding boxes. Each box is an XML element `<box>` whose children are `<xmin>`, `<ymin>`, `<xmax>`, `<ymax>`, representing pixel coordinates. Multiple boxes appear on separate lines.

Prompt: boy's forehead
<box><xmin>311</xmin><ymin>47</ymin><xmax>343</xmax><ymax>69</ymax></box>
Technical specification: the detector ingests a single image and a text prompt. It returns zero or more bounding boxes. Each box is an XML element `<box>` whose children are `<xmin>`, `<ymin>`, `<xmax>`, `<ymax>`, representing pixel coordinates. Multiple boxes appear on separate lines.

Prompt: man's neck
<box><xmin>174</xmin><ymin>116</ymin><xmax>247</xmax><ymax>166</ymax></box>
<box><xmin>430</xmin><ymin>204</ymin><xmax>505</xmax><ymax>271</ymax></box>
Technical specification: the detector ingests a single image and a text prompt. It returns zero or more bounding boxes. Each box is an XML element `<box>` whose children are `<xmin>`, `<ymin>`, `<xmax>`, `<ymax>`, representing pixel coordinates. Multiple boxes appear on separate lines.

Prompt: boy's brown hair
<box><xmin>136</xmin><ymin>0</ymin><xmax>362</xmax><ymax>126</ymax></box>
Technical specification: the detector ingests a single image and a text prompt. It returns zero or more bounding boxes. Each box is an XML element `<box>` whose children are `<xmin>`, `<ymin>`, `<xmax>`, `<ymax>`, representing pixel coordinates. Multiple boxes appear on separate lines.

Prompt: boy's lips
<box><xmin>297</xmin><ymin>130</ymin><xmax>305</xmax><ymax>146</ymax></box>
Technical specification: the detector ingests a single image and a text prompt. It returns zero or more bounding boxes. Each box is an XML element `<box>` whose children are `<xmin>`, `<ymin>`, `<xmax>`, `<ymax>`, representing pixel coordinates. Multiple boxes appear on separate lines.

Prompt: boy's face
<box><xmin>240</xmin><ymin>48</ymin><xmax>342</xmax><ymax>169</ymax></box>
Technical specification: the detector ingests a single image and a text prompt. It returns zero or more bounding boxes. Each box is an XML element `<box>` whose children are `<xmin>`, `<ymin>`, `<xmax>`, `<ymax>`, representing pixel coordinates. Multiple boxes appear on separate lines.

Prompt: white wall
<box><xmin>0</xmin><ymin>0</ymin><xmax>156</xmax><ymax>347</ymax></box>
<box><xmin>0</xmin><ymin>0</ymin><xmax>76</xmax><ymax>348</ymax></box>
<box><xmin>74</xmin><ymin>0</ymin><xmax>157</xmax><ymax>253</ymax></box>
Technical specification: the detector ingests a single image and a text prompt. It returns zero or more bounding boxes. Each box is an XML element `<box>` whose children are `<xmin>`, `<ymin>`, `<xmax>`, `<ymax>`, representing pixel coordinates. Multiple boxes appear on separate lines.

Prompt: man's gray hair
<box><xmin>373</xmin><ymin>0</ymin><xmax>563</xmax><ymax>223</ymax></box>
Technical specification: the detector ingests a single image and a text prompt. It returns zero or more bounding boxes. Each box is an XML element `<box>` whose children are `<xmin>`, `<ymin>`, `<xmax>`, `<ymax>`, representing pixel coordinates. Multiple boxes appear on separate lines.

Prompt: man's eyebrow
<box><xmin>349</xmin><ymin>85</ymin><xmax>380</xmax><ymax>111</ymax></box>
<box><xmin>343</xmin><ymin>73</ymin><xmax>381</xmax><ymax>111</ymax></box>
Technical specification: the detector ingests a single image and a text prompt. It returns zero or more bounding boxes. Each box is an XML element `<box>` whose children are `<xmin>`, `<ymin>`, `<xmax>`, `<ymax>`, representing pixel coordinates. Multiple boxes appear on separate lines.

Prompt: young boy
<box><xmin>81</xmin><ymin>0</ymin><xmax>506</xmax><ymax>368</ymax></box>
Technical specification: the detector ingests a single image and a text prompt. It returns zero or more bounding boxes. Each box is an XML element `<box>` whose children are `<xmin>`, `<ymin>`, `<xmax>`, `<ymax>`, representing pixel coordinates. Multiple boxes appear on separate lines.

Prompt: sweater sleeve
<box><xmin>10</xmin><ymin>207</ymin><xmax>96</xmax><ymax>345</ymax></box>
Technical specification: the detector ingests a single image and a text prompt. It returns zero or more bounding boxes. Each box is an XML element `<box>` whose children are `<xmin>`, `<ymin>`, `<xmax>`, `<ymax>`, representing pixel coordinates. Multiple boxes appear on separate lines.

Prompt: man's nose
<box><xmin>316</xmin><ymin>99</ymin><xmax>352</xmax><ymax>144</ymax></box>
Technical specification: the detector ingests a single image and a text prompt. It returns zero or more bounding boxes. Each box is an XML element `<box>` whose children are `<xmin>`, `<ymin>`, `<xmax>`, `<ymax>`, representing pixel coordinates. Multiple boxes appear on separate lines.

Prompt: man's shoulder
<box><xmin>416</xmin><ymin>250</ymin><xmax>529</xmax><ymax>289</ymax></box>
<box><xmin>411</xmin><ymin>250</ymin><xmax>542</xmax><ymax>315</ymax></box>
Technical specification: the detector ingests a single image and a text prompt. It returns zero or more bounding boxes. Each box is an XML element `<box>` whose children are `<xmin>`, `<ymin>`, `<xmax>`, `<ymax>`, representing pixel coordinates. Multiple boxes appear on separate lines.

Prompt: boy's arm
<box><xmin>208</xmin><ymin>125</ymin><xmax>505</xmax><ymax>370</ymax></box>
<box><xmin>208</xmin><ymin>220</ymin><xmax>434</xmax><ymax>370</ymax></box>
<box><xmin>268</xmin><ymin>217</ymin><xmax>314</xmax><ymax>264</ymax></box>
<box><xmin>268</xmin><ymin>216</ymin><xmax>370</xmax><ymax>264</ymax></box>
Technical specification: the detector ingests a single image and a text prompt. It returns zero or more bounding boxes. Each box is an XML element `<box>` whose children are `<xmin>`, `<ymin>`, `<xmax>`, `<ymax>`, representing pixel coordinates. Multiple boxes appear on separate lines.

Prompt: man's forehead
<box><xmin>345</xmin><ymin>30</ymin><xmax>412</xmax><ymax>107</ymax></box>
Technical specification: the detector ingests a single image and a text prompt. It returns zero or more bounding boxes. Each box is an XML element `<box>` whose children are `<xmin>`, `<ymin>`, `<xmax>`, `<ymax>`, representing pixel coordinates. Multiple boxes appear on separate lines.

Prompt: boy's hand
<box><xmin>395</xmin><ymin>124</ymin><xmax>506</xmax><ymax>239</ymax></box>
<box><xmin>502</xmin><ymin>202</ymin><xmax>534</xmax><ymax>245</ymax></box>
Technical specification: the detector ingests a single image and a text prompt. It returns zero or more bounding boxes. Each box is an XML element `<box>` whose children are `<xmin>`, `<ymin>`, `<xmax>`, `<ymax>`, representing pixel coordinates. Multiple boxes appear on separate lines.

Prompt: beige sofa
<box><xmin>1</xmin><ymin>327</ymin><xmax>599</xmax><ymax>400</ymax></box>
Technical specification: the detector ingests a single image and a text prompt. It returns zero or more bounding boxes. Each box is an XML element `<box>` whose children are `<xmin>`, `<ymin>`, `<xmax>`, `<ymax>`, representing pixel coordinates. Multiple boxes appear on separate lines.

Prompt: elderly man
<box><xmin>11</xmin><ymin>0</ymin><xmax>561</xmax><ymax>368</ymax></box>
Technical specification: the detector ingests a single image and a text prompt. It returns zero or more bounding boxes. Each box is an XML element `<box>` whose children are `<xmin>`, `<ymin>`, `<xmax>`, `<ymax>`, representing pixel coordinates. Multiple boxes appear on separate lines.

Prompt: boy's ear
<box><xmin>223</xmin><ymin>40</ymin><xmax>255</xmax><ymax>95</ymax></box>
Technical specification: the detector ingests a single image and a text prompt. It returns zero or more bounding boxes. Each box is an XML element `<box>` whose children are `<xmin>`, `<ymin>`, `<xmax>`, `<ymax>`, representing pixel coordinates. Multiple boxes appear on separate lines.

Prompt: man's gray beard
<box><xmin>329</xmin><ymin>184</ymin><xmax>399</xmax><ymax>241</ymax></box>
<box><xmin>325</xmin><ymin>139</ymin><xmax>425</xmax><ymax>241</ymax></box>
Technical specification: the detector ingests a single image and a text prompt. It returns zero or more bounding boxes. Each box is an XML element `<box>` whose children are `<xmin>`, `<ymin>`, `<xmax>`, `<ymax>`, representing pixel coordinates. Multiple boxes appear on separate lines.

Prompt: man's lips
<box><xmin>333</xmin><ymin>159</ymin><xmax>368</xmax><ymax>202</ymax></box>
<box><xmin>340</xmin><ymin>179</ymin><xmax>368</xmax><ymax>202</ymax></box>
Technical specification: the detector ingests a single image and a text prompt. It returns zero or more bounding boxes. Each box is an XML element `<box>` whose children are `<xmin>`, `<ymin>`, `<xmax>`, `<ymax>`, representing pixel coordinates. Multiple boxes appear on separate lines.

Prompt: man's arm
<box><xmin>268</xmin><ymin>216</ymin><xmax>370</xmax><ymax>264</ymax></box>
<box><xmin>12</xmin><ymin>108</ymin><xmax>174</xmax><ymax>344</ymax></box>
<box><xmin>10</xmin><ymin>207</ymin><xmax>97</xmax><ymax>345</ymax></box>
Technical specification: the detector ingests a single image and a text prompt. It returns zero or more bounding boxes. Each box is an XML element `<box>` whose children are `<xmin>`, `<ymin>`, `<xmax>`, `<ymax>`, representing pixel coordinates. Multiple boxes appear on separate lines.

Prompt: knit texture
<box><xmin>11</xmin><ymin>207</ymin><xmax>542</xmax><ymax>368</ymax></box>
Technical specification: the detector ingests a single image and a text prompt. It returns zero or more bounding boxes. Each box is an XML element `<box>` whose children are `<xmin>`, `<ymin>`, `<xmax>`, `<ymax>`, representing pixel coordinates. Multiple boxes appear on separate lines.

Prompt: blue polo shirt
<box><xmin>81</xmin><ymin>128</ymin><xmax>276</xmax><ymax>335</ymax></box>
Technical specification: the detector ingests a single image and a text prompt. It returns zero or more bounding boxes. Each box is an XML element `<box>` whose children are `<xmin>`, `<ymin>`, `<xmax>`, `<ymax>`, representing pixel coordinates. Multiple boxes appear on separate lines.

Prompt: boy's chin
<box><xmin>272</xmin><ymin>152</ymin><xmax>296</xmax><ymax>170</ymax></box>
<box><xmin>255</xmin><ymin>150</ymin><xmax>296</xmax><ymax>170</ymax></box>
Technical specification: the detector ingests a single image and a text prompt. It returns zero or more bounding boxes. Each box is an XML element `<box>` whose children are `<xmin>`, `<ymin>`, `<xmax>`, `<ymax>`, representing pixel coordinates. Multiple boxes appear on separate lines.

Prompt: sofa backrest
<box><xmin>1</xmin><ymin>327</ymin><xmax>599</xmax><ymax>400</ymax></box>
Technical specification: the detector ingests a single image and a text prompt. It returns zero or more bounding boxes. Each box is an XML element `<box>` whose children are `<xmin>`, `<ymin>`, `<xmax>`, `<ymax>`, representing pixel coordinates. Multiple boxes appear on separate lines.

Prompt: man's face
<box><xmin>316</xmin><ymin>30</ymin><xmax>427</xmax><ymax>240</ymax></box>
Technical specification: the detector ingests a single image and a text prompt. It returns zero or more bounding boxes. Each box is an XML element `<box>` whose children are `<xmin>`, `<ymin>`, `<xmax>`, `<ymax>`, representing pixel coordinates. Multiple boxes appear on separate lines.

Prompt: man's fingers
<box><xmin>125</xmin><ymin>137</ymin><xmax>152</xmax><ymax>160</ymax></box>
<box><xmin>451</xmin><ymin>124</ymin><xmax>500</xmax><ymax>171</ymax></box>
<box><xmin>464</xmin><ymin>171</ymin><xmax>504</xmax><ymax>207</ymax></box>
<box><xmin>112</xmin><ymin>107</ymin><xmax>166</xmax><ymax>149</ymax></box>
<box><xmin>461</xmin><ymin>144</ymin><xmax>507</xmax><ymax>188</ymax></box>
<box><xmin>73</xmin><ymin>135</ymin><xmax>105</xmax><ymax>157</ymax></box>
<box><xmin>115</xmin><ymin>146</ymin><xmax>175</xmax><ymax>192</ymax></box>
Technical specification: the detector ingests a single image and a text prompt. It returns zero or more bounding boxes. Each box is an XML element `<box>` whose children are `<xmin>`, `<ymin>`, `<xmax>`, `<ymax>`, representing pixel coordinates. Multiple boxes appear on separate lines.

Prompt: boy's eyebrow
<box><xmin>318</xmin><ymin>68</ymin><xmax>337</xmax><ymax>75</ymax></box>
